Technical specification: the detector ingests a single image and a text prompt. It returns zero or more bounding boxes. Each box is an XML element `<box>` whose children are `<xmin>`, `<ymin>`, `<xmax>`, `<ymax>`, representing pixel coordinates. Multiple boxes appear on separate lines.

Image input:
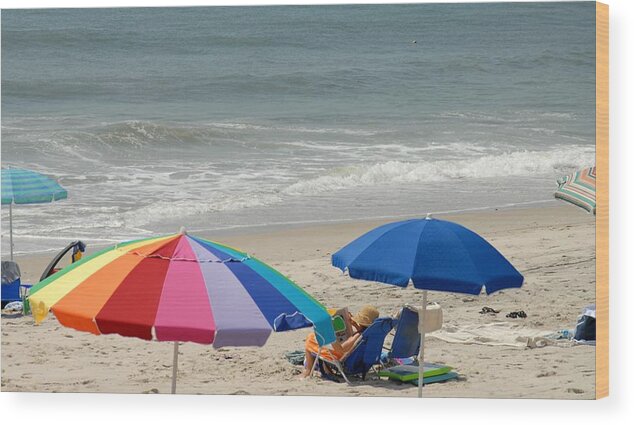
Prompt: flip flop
<box><xmin>479</xmin><ymin>307</ymin><xmax>500</xmax><ymax>314</ymax></box>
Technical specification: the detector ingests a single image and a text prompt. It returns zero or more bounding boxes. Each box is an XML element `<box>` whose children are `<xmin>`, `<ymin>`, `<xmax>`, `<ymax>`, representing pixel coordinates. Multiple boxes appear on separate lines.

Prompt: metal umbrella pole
<box><xmin>171</xmin><ymin>342</ymin><xmax>179</xmax><ymax>394</ymax></box>
<box><xmin>417</xmin><ymin>290</ymin><xmax>428</xmax><ymax>398</ymax></box>
<box><xmin>9</xmin><ymin>202</ymin><xmax>14</xmax><ymax>261</ymax></box>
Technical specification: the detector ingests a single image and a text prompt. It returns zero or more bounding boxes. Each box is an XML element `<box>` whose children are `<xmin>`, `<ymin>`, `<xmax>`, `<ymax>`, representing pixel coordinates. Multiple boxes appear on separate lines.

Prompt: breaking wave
<box><xmin>111</xmin><ymin>144</ymin><xmax>595</xmax><ymax>228</ymax></box>
<box><xmin>283</xmin><ymin>146</ymin><xmax>595</xmax><ymax>195</ymax></box>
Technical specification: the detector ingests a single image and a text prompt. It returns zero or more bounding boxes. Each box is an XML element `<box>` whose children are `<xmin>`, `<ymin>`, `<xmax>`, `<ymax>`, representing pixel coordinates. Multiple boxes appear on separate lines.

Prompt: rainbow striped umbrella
<box><xmin>554</xmin><ymin>166</ymin><xmax>596</xmax><ymax>214</ymax></box>
<box><xmin>27</xmin><ymin>230</ymin><xmax>335</xmax><ymax>393</ymax></box>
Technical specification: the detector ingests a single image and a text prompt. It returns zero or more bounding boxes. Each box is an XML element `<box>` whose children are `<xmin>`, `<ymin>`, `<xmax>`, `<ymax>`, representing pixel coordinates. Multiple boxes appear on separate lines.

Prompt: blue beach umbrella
<box><xmin>332</xmin><ymin>214</ymin><xmax>524</xmax><ymax>397</ymax></box>
<box><xmin>2</xmin><ymin>168</ymin><xmax>68</xmax><ymax>260</ymax></box>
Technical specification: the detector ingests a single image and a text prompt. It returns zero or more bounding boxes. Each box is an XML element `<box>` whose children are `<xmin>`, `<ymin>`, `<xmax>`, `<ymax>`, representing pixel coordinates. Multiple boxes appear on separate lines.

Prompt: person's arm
<box><xmin>347</xmin><ymin>311</ymin><xmax>359</xmax><ymax>332</ymax></box>
<box><xmin>338</xmin><ymin>332</ymin><xmax>362</xmax><ymax>354</ymax></box>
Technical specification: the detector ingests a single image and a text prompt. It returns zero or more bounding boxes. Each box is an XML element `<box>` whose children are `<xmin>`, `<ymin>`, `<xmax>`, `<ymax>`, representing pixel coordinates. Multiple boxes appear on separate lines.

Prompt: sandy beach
<box><xmin>1</xmin><ymin>203</ymin><xmax>596</xmax><ymax>398</ymax></box>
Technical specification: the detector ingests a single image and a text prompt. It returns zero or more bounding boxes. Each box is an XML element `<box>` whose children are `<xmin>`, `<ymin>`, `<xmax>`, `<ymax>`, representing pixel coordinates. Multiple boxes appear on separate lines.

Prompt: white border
<box><xmin>1</xmin><ymin>0</ymin><xmax>633</xmax><ymax>424</ymax></box>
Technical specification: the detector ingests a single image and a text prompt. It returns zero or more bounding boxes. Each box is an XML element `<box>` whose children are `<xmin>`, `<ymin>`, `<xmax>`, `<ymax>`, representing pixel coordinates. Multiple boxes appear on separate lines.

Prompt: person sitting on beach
<box><xmin>301</xmin><ymin>305</ymin><xmax>380</xmax><ymax>378</ymax></box>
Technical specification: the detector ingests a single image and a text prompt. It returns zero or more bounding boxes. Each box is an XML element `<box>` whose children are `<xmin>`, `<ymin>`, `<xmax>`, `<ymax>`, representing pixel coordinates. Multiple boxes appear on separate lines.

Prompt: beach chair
<box><xmin>1</xmin><ymin>261</ymin><xmax>23</xmax><ymax>307</ymax></box>
<box><xmin>383</xmin><ymin>304</ymin><xmax>443</xmax><ymax>362</ymax></box>
<box><xmin>387</xmin><ymin>306</ymin><xmax>421</xmax><ymax>361</ymax></box>
<box><xmin>39</xmin><ymin>240</ymin><xmax>86</xmax><ymax>281</ymax></box>
<box><xmin>316</xmin><ymin>317</ymin><xmax>394</xmax><ymax>383</ymax></box>
<box><xmin>378</xmin><ymin>306</ymin><xmax>452</xmax><ymax>382</ymax></box>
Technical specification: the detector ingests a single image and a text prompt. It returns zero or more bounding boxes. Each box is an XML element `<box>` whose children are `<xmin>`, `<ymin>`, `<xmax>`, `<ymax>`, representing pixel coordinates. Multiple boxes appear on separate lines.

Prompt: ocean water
<box><xmin>1</xmin><ymin>3</ymin><xmax>596</xmax><ymax>255</ymax></box>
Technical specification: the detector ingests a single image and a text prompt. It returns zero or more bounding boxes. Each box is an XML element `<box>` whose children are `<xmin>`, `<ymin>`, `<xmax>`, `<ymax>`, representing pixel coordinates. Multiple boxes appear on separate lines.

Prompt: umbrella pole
<box><xmin>309</xmin><ymin>345</ymin><xmax>320</xmax><ymax>376</ymax></box>
<box><xmin>171</xmin><ymin>341</ymin><xmax>179</xmax><ymax>394</ymax></box>
<box><xmin>418</xmin><ymin>290</ymin><xmax>428</xmax><ymax>398</ymax></box>
<box><xmin>9</xmin><ymin>203</ymin><xmax>14</xmax><ymax>261</ymax></box>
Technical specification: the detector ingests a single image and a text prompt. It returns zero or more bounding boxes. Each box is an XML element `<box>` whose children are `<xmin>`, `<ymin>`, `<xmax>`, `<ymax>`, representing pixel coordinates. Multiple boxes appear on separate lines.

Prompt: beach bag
<box><xmin>573</xmin><ymin>304</ymin><xmax>596</xmax><ymax>342</ymax></box>
<box><xmin>422</xmin><ymin>303</ymin><xmax>443</xmax><ymax>333</ymax></box>
<box><xmin>2</xmin><ymin>261</ymin><xmax>21</xmax><ymax>285</ymax></box>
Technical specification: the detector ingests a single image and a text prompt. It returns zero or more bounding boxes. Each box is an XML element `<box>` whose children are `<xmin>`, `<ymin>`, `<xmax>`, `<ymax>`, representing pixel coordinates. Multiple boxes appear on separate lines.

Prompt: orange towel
<box><xmin>305</xmin><ymin>332</ymin><xmax>343</xmax><ymax>361</ymax></box>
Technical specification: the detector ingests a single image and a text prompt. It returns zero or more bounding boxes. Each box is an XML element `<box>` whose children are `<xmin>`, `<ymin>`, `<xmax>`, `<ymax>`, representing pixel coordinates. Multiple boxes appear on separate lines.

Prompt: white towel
<box><xmin>428</xmin><ymin>322</ymin><xmax>575</xmax><ymax>348</ymax></box>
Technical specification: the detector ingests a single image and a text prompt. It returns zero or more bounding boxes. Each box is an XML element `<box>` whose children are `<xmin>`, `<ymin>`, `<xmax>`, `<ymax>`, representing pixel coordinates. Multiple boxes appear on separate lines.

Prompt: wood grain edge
<box><xmin>595</xmin><ymin>1</ymin><xmax>609</xmax><ymax>400</ymax></box>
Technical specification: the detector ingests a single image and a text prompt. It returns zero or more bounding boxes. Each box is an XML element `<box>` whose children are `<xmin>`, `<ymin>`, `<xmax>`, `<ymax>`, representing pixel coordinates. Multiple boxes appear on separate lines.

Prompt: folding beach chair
<box><xmin>383</xmin><ymin>304</ymin><xmax>443</xmax><ymax>361</ymax></box>
<box><xmin>387</xmin><ymin>306</ymin><xmax>420</xmax><ymax>360</ymax></box>
<box><xmin>378</xmin><ymin>306</ymin><xmax>452</xmax><ymax>382</ymax></box>
<box><xmin>316</xmin><ymin>317</ymin><xmax>394</xmax><ymax>383</ymax></box>
<box><xmin>39</xmin><ymin>240</ymin><xmax>86</xmax><ymax>281</ymax></box>
<box><xmin>1</xmin><ymin>261</ymin><xmax>24</xmax><ymax>308</ymax></box>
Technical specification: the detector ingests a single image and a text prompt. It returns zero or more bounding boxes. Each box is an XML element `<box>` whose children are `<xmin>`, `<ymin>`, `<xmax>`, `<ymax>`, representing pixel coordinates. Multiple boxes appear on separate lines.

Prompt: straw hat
<box><xmin>353</xmin><ymin>305</ymin><xmax>380</xmax><ymax>327</ymax></box>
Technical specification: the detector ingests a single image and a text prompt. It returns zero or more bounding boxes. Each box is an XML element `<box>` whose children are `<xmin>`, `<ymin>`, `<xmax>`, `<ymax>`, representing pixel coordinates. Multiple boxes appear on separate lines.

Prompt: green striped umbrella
<box><xmin>554</xmin><ymin>166</ymin><xmax>596</xmax><ymax>214</ymax></box>
<box><xmin>2</xmin><ymin>168</ymin><xmax>68</xmax><ymax>260</ymax></box>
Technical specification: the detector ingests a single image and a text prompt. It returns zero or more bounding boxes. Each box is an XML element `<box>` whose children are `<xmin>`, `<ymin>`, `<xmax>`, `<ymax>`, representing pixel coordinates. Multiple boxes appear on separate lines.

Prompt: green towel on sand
<box><xmin>378</xmin><ymin>363</ymin><xmax>453</xmax><ymax>382</ymax></box>
<box><xmin>412</xmin><ymin>371</ymin><xmax>460</xmax><ymax>386</ymax></box>
<box><xmin>285</xmin><ymin>350</ymin><xmax>305</xmax><ymax>366</ymax></box>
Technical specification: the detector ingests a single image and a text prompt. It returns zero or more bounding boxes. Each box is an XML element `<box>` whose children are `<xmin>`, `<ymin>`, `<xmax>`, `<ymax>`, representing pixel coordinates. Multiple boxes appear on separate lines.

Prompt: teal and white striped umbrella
<box><xmin>2</xmin><ymin>168</ymin><xmax>67</xmax><ymax>205</ymax></box>
<box><xmin>554</xmin><ymin>166</ymin><xmax>596</xmax><ymax>215</ymax></box>
<box><xmin>2</xmin><ymin>168</ymin><xmax>68</xmax><ymax>259</ymax></box>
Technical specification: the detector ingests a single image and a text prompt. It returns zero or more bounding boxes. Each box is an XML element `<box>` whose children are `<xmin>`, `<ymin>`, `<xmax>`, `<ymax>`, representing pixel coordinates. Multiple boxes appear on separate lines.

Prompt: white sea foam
<box><xmin>119</xmin><ymin>192</ymin><xmax>285</xmax><ymax>228</ymax></box>
<box><xmin>85</xmin><ymin>144</ymin><xmax>595</xmax><ymax>229</ymax></box>
<box><xmin>205</xmin><ymin>122</ymin><xmax>383</xmax><ymax>137</ymax></box>
<box><xmin>283</xmin><ymin>146</ymin><xmax>595</xmax><ymax>196</ymax></box>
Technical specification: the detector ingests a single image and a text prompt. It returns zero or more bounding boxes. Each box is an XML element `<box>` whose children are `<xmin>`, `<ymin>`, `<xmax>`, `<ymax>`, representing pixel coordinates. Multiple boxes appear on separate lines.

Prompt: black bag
<box><xmin>573</xmin><ymin>305</ymin><xmax>596</xmax><ymax>341</ymax></box>
<box><xmin>1</xmin><ymin>261</ymin><xmax>21</xmax><ymax>285</ymax></box>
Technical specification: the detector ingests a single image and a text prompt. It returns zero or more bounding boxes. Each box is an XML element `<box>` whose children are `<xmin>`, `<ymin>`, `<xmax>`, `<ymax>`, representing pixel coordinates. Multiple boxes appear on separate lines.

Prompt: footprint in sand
<box><xmin>567</xmin><ymin>388</ymin><xmax>584</xmax><ymax>394</ymax></box>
